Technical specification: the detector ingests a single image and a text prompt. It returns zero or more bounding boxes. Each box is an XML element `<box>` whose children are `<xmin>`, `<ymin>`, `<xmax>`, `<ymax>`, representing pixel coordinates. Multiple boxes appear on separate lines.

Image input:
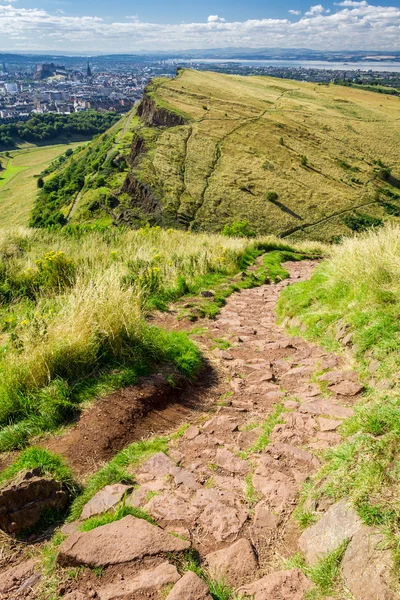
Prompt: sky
<box><xmin>0</xmin><ymin>0</ymin><xmax>400</xmax><ymax>53</ymax></box>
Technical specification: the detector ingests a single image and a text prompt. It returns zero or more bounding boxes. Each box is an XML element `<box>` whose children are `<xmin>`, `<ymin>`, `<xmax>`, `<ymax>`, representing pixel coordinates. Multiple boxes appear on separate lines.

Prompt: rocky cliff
<box><xmin>137</xmin><ymin>91</ymin><xmax>187</xmax><ymax>128</ymax></box>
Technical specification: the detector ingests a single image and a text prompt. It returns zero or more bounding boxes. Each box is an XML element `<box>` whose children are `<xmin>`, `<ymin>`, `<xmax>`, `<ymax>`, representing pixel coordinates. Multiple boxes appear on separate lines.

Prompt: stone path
<box><xmin>1</xmin><ymin>260</ymin><xmax>395</xmax><ymax>599</ymax></box>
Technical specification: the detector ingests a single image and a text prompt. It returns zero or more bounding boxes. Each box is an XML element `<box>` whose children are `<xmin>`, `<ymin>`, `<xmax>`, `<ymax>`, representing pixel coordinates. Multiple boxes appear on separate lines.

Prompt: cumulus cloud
<box><xmin>289</xmin><ymin>9</ymin><xmax>302</xmax><ymax>15</ymax></box>
<box><xmin>207</xmin><ymin>15</ymin><xmax>226</xmax><ymax>23</ymax></box>
<box><xmin>0</xmin><ymin>2</ymin><xmax>399</xmax><ymax>52</ymax></box>
<box><xmin>304</xmin><ymin>4</ymin><xmax>326</xmax><ymax>16</ymax></box>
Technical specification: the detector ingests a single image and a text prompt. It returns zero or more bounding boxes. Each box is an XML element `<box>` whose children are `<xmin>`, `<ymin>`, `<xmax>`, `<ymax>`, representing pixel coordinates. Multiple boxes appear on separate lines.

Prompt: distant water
<box><xmin>182</xmin><ymin>58</ymin><xmax>400</xmax><ymax>73</ymax></box>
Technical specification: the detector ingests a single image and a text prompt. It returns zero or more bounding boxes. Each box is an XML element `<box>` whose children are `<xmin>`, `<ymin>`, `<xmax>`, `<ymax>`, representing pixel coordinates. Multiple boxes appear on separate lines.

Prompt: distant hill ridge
<box><xmin>32</xmin><ymin>69</ymin><xmax>400</xmax><ymax>240</ymax></box>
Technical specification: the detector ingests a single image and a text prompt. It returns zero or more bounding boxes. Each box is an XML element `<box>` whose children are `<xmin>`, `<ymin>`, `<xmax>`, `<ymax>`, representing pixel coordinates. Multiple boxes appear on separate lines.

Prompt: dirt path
<box><xmin>1</xmin><ymin>260</ymin><xmax>372</xmax><ymax>599</ymax></box>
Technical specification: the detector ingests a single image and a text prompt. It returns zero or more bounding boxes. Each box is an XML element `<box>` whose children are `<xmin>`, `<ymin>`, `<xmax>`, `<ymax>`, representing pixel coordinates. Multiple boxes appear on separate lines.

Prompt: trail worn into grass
<box><xmin>1</xmin><ymin>260</ymin><xmax>397</xmax><ymax>599</ymax></box>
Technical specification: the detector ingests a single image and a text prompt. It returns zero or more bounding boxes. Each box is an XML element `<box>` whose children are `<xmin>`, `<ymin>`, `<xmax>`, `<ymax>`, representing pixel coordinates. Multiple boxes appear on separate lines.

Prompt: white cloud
<box><xmin>289</xmin><ymin>9</ymin><xmax>302</xmax><ymax>15</ymax></box>
<box><xmin>305</xmin><ymin>5</ymin><xmax>325</xmax><ymax>16</ymax></box>
<box><xmin>0</xmin><ymin>2</ymin><xmax>399</xmax><ymax>52</ymax></box>
<box><xmin>207</xmin><ymin>15</ymin><xmax>226</xmax><ymax>23</ymax></box>
<box><xmin>335</xmin><ymin>0</ymin><xmax>368</xmax><ymax>5</ymax></box>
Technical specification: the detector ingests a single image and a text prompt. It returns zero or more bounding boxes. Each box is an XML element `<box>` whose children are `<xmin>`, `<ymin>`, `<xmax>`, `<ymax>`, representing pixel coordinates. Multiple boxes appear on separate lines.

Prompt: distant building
<box><xmin>34</xmin><ymin>63</ymin><xmax>67</xmax><ymax>81</ymax></box>
<box><xmin>2</xmin><ymin>61</ymin><xmax>6</xmax><ymax>74</ymax></box>
<box><xmin>87</xmin><ymin>61</ymin><xmax>92</xmax><ymax>78</ymax></box>
<box><xmin>5</xmin><ymin>83</ymin><xmax>18</xmax><ymax>94</ymax></box>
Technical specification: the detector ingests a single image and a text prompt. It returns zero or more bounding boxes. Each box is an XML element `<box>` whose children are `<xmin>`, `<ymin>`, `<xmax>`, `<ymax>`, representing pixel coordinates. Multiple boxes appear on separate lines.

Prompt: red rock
<box><xmin>238</xmin><ymin>569</ymin><xmax>311</xmax><ymax>599</ymax></box>
<box><xmin>203</xmin><ymin>415</ymin><xmax>239</xmax><ymax>434</ymax></box>
<box><xmin>144</xmin><ymin>493</ymin><xmax>198</xmax><ymax>526</ymax></box>
<box><xmin>342</xmin><ymin>526</ymin><xmax>395</xmax><ymax>600</ymax></box>
<box><xmin>249</xmin><ymin>503</ymin><xmax>280</xmax><ymax>550</ymax></box>
<box><xmin>237</xmin><ymin>427</ymin><xmax>263</xmax><ymax>450</ymax></box>
<box><xmin>247</xmin><ymin>370</ymin><xmax>274</xmax><ymax>384</ymax></box>
<box><xmin>318</xmin><ymin>417</ymin><xmax>342</xmax><ymax>431</ymax></box>
<box><xmin>57</xmin><ymin>515</ymin><xmax>190</xmax><ymax>567</ymax></box>
<box><xmin>215</xmin><ymin>448</ymin><xmax>249</xmax><ymax>474</ymax></box>
<box><xmin>185</xmin><ymin>425</ymin><xmax>200</xmax><ymax>440</ymax></box>
<box><xmin>98</xmin><ymin>562</ymin><xmax>181</xmax><ymax>600</ymax></box>
<box><xmin>166</xmin><ymin>571</ymin><xmax>212</xmax><ymax>600</ymax></box>
<box><xmin>299</xmin><ymin>499</ymin><xmax>362</xmax><ymax>566</ymax></box>
<box><xmin>81</xmin><ymin>484</ymin><xmax>132</xmax><ymax>520</ymax></box>
<box><xmin>205</xmin><ymin>538</ymin><xmax>257</xmax><ymax>584</ymax></box>
<box><xmin>199</xmin><ymin>502</ymin><xmax>248</xmax><ymax>542</ymax></box>
<box><xmin>138</xmin><ymin>452</ymin><xmax>175</xmax><ymax>478</ymax></box>
<box><xmin>253</xmin><ymin>470</ymin><xmax>297</xmax><ymax>513</ymax></box>
<box><xmin>329</xmin><ymin>381</ymin><xmax>364</xmax><ymax>396</ymax></box>
<box><xmin>299</xmin><ymin>399</ymin><xmax>353</xmax><ymax>419</ymax></box>
<box><xmin>318</xmin><ymin>370</ymin><xmax>358</xmax><ymax>384</ymax></box>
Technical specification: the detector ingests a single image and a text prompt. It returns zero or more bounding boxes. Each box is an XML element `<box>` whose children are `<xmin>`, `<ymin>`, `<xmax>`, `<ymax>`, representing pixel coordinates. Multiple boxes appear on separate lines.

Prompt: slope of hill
<box><xmin>33</xmin><ymin>70</ymin><xmax>400</xmax><ymax>240</ymax></box>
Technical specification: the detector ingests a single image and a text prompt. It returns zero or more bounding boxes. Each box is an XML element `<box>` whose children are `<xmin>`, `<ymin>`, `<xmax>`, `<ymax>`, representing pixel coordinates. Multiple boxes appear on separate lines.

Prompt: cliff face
<box><xmin>137</xmin><ymin>92</ymin><xmax>187</xmax><ymax>128</ymax></box>
<box><xmin>120</xmin><ymin>173</ymin><xmax>161</xmax><ymax>217</ymax></box>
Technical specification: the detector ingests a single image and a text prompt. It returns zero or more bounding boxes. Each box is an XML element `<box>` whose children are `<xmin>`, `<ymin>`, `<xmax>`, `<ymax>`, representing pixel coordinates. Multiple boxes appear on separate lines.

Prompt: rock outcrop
<box><xmin>0</xmin><ymin>469</ymin><xmax>69</xmax><ymax>535</ymax></box>
<box><xmin>137</xmin><ymin>91</ymin><xmax>187</xmax><ymax>128</ymax></box>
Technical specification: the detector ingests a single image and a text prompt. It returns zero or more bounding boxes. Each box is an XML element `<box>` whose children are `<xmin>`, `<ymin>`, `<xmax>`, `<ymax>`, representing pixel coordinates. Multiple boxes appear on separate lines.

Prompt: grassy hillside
<box><xmin>0</xmin><ymin>143</ymin><xmax>85</xmax><ymax>226</ymax></box>
<box><xmin>32</xmin><ymin>70</ymin><xmax>400</xmax><ymax>240</ymax></box>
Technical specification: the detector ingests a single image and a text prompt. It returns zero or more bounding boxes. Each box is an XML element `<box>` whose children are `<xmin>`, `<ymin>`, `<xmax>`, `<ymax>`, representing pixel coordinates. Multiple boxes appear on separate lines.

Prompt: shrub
<box><xmin>266</xmin><ymin>191</ymin><xmax>278</xmax><ymax>202</ymax></box>
<box><xmin>342</xmin><ymin>212</ymin><xmax>383</xmax><ymax>232</ymax></box>
<box><xmin>222</xmin><ymin>220</ymin><xmax>256</xmax><ymax>238</ymax></box>
<box><xmin>301</xmin><ymin>155</ymin><xmax>308</xmax><ymax>167</ymax></box>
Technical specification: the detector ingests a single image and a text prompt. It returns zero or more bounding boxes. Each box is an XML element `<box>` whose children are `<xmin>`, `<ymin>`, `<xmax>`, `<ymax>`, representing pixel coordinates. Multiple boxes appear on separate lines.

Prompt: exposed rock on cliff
<box><xmin>137</xmin><ymin>91</ymin><xmax>187</xmax><ymax>128</ymax></box>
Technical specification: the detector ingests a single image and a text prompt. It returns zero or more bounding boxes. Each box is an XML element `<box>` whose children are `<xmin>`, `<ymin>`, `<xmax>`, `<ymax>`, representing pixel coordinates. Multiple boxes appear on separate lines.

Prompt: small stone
<box><xmin>166</xmin><ymin>571</ymin><xmax>212</xmax><ymax>600</ymax></box>
<box><xmin>98</xmin><ymin>562</ymin><xmax>181</xmax><ymax>600</ymax></box>
<box><xmin>237</xmin><ymin>428</ymin><xmax>263</xmax><ymax>450</ymax></box>
<box><xmin>61</xmin><ymin>521</ymin><xmax>80</xmax><ymax>536</ymax></box>
<box><xmin>299</xmin><ymin>499</ymin><xmax>362</xmax><ymax>566</ymax></box>
<box><xmin>139</xmin><ymin>452</ymin><xmax>176</xmax><ymax>478</ymax></box>
<box><xmin>206</xmin><ymin>538</ymin><xmax>258</xmax><ymax>585</ymax></box>
<box><xmin>329</xmin><ymin>381</ymin><xmax>364</xmax><ymax>396</ymax></box>
<box><xmin>81</xmin><ymin>484</ymin><xmax>132</xmax><ymax>520</ymax></box>
<box><xmin>249</xmin><ymin>503</ymin><xmax>280</xmax><ymax>550</ymax></box>
<box><xmin>201</xmin><ymin>291</ymin><xmax>215</xmax><ymax>298</ymax></box>
<box><xmin>300</xmin><ymin>399</ymin><xmax>353</xmax><ymax>419</ymax></box>
<box><xmin>318</xmin><ymin>417</ymin><xmax>342</xmax><ymax>431</ymax></box>
<box><xmin>238</xmin><ymin>569</ymin><xmax>311</xmax><ymax>600</ymax></box>
<box><xmin>185</xmin><ymin>426</ymin><xmax>200</xmax><ymax>440</ymax></box>
<box><xmin>253</xmin><ymin>470</ymin><xmax>297</xmax><ymax>513</ymax></box>
<box><xmin>203</xmin><ymin>415</ymin><xmax>239</xmax><ymax>434</ymax></box>
<box><xmin>215</xmin><ymin>448</ymin><xmax>249</xmax><ymax>475</ymax></box>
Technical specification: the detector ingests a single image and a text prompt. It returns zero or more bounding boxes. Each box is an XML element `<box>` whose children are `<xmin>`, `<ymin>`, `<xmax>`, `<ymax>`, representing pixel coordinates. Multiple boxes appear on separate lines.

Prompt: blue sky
<box><xmin>1</xmin><ymin>0</ymin><xmax>400</xmax><ymax>52</ymax></box>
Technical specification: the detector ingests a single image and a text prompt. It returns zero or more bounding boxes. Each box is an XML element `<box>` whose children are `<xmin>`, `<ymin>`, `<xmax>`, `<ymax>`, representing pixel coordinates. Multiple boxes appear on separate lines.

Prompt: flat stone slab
<box><xmin>253</xmin><ymin>470</ymin><xmax>297</xmax><ymax>513</ymax></box>
<box><xmin>81</xmin><ymin>484</ymin><xmax>132</xmax><ymax>520</ymax></box>
<box><xmin>98</xmin><ymin>562</ymin><xmax>180</xmax><ymax>600</ymax></box>
<box><xmin>238</xmin><ymin>569</ymin><xmax>311</xmax><ymax>599</ymax></box>
<box><xmin>199</xmin><ymin>501</ymin><xmax>248</xmax><ymax>543</ymax></box>
<box><xmin>205</xmin><ymin>538</ymin><xmax>258</xmax><ymax>584</ymax></box>
<box><xmin>299</xmin><ymin>399</ymin><xmax>354</xmax><ymax>419</ymax></box>
<box><xmin>145</xmin><ymin>493</ymin><xmax>199</xmax><ymax>526</ymax></box>
<box><xmin>166</xmin><ymin>571</ymin><xmax>212</xmax><ymax>600</ymax></box>
<box><xmin>299</xmin><ymin>499</ymin><xmax>362</xmax><ymax>565</ymax></box>
<box><xmin>57</xmin><ymin>515</ymin><xmax>190</xmax><ymax>567</ymax></box>
<box><xmin>138</xmin><ymin>452</ymin><xmax>175</xmax><ymax>479</ymax></box>
<box><xmin>329</xmin><ymin>381</ymin><xmax>364</xmax><ymax>396</ymax></box>
<box><xmin>342</xmin><ymin>526</ymin><xmax>396</xmax><ymax>600</ymax></box>
<box><xmin>215</xmin><ymin>448</ymin><xmax>250</xmax><ymax>474</ymax></box>
<box><xmin>318</xmin><ymin>417</ymin><xmax>342</xmax><ymax>431</ymax></box>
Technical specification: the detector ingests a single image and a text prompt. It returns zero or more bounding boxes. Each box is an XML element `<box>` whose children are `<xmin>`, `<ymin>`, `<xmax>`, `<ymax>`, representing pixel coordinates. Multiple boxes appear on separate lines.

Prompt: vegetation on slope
<box><xmin>34</xmin><ymin>70</ymin><xmax>400</xmax><ymax>241</ymax></box>
<box><xmin>0</xmin><ymin>111</ymin><xmax>120</xmax><ymax>150</ymax></box>
<box><xmin>278</xmin><ymin>223</ymin><xmax>400</xmax><ymax>565</ymax></box>
<box><xmin>30</xmin><ymin>110</ymin><xmax>138</xmax><ymax>228</ymax></box>
<box><xmin>0</xmin><ymin>225</ymin><xmax>321</xmax><ymax>451</ymax></box>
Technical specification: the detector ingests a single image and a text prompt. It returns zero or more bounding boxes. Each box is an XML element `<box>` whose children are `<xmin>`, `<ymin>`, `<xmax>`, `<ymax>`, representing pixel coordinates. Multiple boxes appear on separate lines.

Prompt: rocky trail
<box><xmin>0</xmin><ymin>260</ymin><xmax>396</xmax><ymax>600</ymax></box>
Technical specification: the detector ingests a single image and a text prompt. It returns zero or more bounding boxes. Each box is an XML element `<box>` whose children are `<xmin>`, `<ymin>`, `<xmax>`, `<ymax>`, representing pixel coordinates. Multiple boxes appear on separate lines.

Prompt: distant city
<box><xmin>1</xmin><ymin>50</ymin><xmax>399</xmax><ymax>122</ymax></box>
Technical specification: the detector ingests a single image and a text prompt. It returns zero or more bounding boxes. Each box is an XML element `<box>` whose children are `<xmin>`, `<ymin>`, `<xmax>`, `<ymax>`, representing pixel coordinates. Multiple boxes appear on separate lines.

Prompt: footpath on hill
<box><xmin>0</xmin><ymin>260</ymin><xmax>396</xmax><ymax>600</ymax></box>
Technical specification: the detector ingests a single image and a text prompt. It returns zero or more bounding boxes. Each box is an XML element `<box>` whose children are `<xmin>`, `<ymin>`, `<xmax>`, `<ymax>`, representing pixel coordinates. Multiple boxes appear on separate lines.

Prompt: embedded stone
<box><xmin>215</xmin><ymin>448</ymin><xmax>250</xmax><ymax>475</ymax></box>
<box><xmin>318</xmin><ymin>417</ymin><xmax>342</xmax><ymax>431</ymax></box>
<box><xmin>299</xmin><ymin>499</ymin><xmax>362</xmax><ymax>566</ymax></box>
<box><xmin>205</xmin><ymin>538</ymin><xmax>257</xmax><ymax>584</ymax></box>
<box><xmin>300</xmin><ymin>399</ymin><xmax>353</xmax><ymax>419</ymax></box>
<box><xmin>329</xmin><ymin>381</ymin><xmax>364</xmax><ymax>396</ymax></box>
<box><xmin>57</xmin><ymin>515</ymin><xmax>190</xmax><ymax>567</ymax></box>
<box><xmin>342</xmin><ymin>526</ymin><xmax>395</xmax><ymax>600</ymax></box>
<box><xmin>166</xmin><ymin>571</ymin><xmax>212</xmax><ymax>600</ymax></box>
<box><xmin>238</xmin><ymin>569</ymin><xmax>311</xmax><ymax>600</ymax></box>
<box><xmin>98</xmin><ymin>562</ymin><xmax>181</xmax><ymax>600</ymax></box>
<box><xmin>81</xmin><ymin>484</ymin><xmax>132</xmax><ymax>520</ymax></box>
<box><xmin>138</xmin><ymin>452</ymin><xmax>176</xmax><ymax>478</ymax></box>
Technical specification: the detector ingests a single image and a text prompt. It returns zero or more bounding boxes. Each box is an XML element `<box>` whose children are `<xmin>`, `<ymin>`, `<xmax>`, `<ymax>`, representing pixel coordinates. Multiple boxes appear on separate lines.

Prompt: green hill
<box><xmin>32</xmin><ymin>70</ymin><xmax>400</xmax><ymax>240</ymax></box>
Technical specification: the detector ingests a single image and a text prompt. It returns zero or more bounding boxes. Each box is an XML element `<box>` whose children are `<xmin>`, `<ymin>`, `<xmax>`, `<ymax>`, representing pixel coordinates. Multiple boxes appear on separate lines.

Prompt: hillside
<box><xmin>33</xmin><ymin>69</ymin><xmax>400</xmax><ymax>240</ymax></box>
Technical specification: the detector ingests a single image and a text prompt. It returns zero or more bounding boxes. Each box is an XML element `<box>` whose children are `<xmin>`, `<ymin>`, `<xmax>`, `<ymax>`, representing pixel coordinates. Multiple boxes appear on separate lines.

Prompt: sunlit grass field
<box><xmin>127</xmin><ymin>70</ymin><xmax>400</xmax><ymax>240</ymax></box>
<box><xmin>0</xmin><ymin>143</ymin><xmax>84</xmax><ymax>227</ymax></box>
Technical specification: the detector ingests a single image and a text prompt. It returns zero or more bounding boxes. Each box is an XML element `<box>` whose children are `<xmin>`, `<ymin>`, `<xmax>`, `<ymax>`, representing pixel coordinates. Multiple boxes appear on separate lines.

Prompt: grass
<box><xmin>0</xmin><ymin>226</ymin><xmax>322</xmax><ymax>452</ymax></box>
<box><xmin>245</xmin><ymin>403</ymin><xmax>287</xmax><ymax>455</ymax></box>
<box><xmin>278</xmin><ymin>223</ymin><xmax>400</xmax><ymax>569</ymax></box>
<box><xmin>76</xmin><ymin>69</ymin><xmax>400</xmax><ymax>241</ymax></box>
<box><xmin>0</xmin><ymin>447</ymin><xmax>76</xmax><ymax>491</ymax></box>
<box><xmin>79</xmin><ymin>504</ymin><xmax>156</xmax><ymax>531</ymax></box>
<box><xmin>0</xmin><ymin>143</ymin><xmax>84</xmax><ymax>227</ymax></box>
<box><xmin>285</xmin><ymin>541</ymin><xmax>349</xmax><ymax>598</ymax></box>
